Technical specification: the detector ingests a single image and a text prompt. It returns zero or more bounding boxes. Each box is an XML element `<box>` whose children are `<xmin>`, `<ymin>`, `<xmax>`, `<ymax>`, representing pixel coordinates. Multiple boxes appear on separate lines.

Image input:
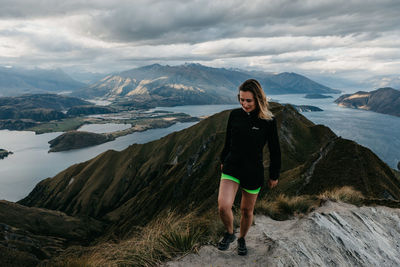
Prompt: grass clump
<box><xmin>159</xmin><ymin>225</ymin><xmax>204</xmax><ymax>256</ymax></box>
<box><xmin>48</xmin><ymin>209</ymin><xmax>219</xmax><ymax>267</ymax></box>
<box><xmin>255</xmin><ymin>194</ymin><xmax>318</xmax><ymax>220</ymax></box>
<box><xmin>318</xmin><ymin>186</ymin><xmax>364</xmax><ymax>206</ymax></box>
<box><xmin>256</xmin><ymin>187</ymin><xmax>365</xmax><ymax>221</ymax></box>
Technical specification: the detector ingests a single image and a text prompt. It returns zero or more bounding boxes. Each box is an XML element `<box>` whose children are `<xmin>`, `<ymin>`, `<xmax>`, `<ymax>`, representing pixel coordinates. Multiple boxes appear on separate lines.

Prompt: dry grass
<box><xmin>44</xmin><ymin>209</ymin><xmax>221</xmax><ymax>267</ymax></box>
<box><xmin>256</xmin><ymin>187</ymin><xmax>365</xmax><ymax>220</ymax></box>
<box><xmin>255</xmin><ymin>194</ymin><xmax>318</xmax><ymax>220</ymax></box>
<box><xmin>318</xmin><ymin>186</ymin><xmax>364</xmax><ymax>206</ymax></box>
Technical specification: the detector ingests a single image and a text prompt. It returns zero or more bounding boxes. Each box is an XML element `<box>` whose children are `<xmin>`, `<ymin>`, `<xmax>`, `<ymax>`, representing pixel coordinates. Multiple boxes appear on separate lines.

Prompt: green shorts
<box><xmin>221</xmin><ymin>173</ymin><xmax>261</xmax><ymax>194</ymax></box>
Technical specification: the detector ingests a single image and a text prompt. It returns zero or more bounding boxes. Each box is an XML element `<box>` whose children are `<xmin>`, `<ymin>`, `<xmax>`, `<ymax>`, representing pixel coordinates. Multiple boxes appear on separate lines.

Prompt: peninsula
<box><xmin>335</xmin><ymin>87</ymin><xmax>400</xmax><ymax>117</ymax></box>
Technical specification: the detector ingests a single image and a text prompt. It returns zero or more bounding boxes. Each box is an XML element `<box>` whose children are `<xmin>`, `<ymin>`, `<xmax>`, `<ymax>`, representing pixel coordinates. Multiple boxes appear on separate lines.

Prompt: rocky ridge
<box><xmin>165</xmin><ymin>201</ymin><xmax>400</xmax><ymax>266</ymax></box>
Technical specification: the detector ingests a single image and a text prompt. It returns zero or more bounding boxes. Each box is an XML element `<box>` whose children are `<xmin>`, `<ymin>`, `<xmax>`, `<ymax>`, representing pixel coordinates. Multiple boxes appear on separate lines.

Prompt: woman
<box><xmin>218</xmin><ymin>79</ymin><xmax>281</xmax><ymax>256</ymax></box>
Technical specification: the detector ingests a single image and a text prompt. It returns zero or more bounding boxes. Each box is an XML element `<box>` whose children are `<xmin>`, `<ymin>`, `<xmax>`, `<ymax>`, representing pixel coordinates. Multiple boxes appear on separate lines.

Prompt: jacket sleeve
<box><xmin>267</xmin><ymin>118</ymin><xmax>281</xmax><ymax>180</ymax></box>
<box><xmin>220</xmin><ymin>111</ymin><xmax>233</xmax><ymax>163</ymax></box>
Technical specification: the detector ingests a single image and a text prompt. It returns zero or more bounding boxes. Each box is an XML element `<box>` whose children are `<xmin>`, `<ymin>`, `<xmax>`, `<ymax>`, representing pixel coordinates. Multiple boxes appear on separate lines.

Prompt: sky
<box><xmin>0</xmin><ymin>0</ymin><xmax>400</xmax><ymax>91</ymax></box>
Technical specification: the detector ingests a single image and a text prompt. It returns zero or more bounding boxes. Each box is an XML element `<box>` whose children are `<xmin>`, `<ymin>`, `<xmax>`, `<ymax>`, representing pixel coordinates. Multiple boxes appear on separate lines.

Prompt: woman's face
<box><xmin>239</xmin><ymin>90</ymin><xmax>256</xmax><ymax>113</ymax></box>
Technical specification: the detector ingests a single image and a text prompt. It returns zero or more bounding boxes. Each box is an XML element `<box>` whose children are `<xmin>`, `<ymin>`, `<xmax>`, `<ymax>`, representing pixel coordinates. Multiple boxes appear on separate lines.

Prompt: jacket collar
<box><xmin>241</xmin><ymin>107</ymin><xmax>259</xmax><ymax>118</ymax></box>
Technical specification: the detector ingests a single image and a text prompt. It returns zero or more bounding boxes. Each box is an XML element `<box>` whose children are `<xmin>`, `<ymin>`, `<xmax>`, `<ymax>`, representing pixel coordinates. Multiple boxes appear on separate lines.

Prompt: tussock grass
<box><xmin>255</xmin><ymin>194</ymin><xmax>318</xmax><ymax>220</ymax></box>
<box><xmin>256</xmin><ymin>187</ymin><xmax>365</xmax><ymax>220</ymax></box>
<box><xmin>318</xmin><ymin>186</ymin><xmax>364</xmax><ymax>206</ymax></box>
<box><xmin>47</xmin><ymin>210</ymin><xmax>220</xmax><ymax>267</ymax></box>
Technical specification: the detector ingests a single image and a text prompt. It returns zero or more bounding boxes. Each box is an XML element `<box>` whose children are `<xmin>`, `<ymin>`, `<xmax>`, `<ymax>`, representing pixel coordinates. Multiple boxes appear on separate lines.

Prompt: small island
<box><xmin>304</xmin><ymin>94</ymin><xmax>333</xmax><ymax>99</ymax></box>
<box><xmin>48</xmin><ymin>131</ymin><xmax>115</xmax><ymax>152</ymax></box>
<box><xmin>0</xmin><ymin>148</ymin><xmax>13</xmax><ymax>159</ymax></box>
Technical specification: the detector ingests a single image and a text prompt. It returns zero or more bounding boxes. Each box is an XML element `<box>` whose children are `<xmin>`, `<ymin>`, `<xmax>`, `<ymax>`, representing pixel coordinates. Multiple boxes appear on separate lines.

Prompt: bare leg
<box><xmin>239</xmin><ymin>190</ymin><xmax>258</xmax><ymax>238</ymax></box>
<box><xmin>218</xmin><ymin>179</ymin><xmax>239</xmax><ymax>234</ymax></box>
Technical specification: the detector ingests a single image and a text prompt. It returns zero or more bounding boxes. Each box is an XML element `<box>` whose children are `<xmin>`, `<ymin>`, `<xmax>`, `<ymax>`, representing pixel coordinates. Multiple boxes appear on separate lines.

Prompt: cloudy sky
<box><xmin>0</xmin><ymin>0</ymin><xmax>399</xmax><ymax>90</ymax></box>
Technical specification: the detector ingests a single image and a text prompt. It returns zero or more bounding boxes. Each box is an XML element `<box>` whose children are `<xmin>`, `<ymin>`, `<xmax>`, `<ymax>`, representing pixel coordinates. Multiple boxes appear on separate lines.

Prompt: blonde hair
<box><xmin>238</xmin><ymin>79</ymin><xmax>273</xmax><ymax>120</ymax></box>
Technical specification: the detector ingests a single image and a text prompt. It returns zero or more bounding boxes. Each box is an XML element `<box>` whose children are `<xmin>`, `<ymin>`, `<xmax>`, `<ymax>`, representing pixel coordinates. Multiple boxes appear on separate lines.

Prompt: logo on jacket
<box><xmin>252</xmin><ymin>126</ymin><xmax>259</xmax><ymax>130</ymax></box>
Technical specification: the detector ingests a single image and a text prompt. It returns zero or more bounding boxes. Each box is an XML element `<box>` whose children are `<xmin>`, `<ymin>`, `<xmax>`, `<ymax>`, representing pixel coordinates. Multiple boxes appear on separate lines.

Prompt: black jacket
<box><xmin>220</xmin><ymin>108</ymin><xmax>281</xmax><ymax>180</ymax></box>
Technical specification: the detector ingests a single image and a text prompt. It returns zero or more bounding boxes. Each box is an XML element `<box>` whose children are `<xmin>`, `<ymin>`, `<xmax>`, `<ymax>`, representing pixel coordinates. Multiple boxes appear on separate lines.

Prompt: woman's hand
<box><xmin>268</xmin><ymin>179</ymin><xmax>278</xmax><ymax>188</ymax></box>
<box><xmin>220</xmin><ymin>164</ymin><xmax>223</xmax><ymax>171</ymax></box>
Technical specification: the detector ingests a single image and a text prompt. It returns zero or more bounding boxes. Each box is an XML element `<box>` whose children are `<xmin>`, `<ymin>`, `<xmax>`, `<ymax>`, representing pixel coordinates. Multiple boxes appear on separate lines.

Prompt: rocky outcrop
<box><xmin>335</xmin><ymin>87</ymin><xmax>400</xmax><ymax>117</ymax></box>
<box><xmin>165</xmin><ymin>201</ymin><xmax>400</xmax><ymax>266</ymax></box>
<box><xmin>48</xmin><ymin>131</ymin><xmax>115</xmax><ymax>152</ymax></box>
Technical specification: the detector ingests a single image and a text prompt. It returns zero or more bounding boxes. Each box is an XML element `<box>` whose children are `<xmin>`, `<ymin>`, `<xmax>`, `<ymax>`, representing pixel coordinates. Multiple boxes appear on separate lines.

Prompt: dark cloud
<box><xmin>2</xmin><ymin>1</ymin><xmax>400</xmax><ymax>44</ymax></box>
<box><xmin>1</xmin><ymin>0</ymin><xmax>400</xmax><ymax>89</ymax></box>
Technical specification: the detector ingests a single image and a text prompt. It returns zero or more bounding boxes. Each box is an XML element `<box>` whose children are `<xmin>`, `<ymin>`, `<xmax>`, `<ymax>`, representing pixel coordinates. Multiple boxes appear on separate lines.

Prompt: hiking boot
<box><xmin>217</xmin><ymin>232</ymin><xmax>236</xmax><ymax>250</ymax></box>
<box><xmin>237</xmin><ymin>237</ymin><xmax>247</xmax><ymax>256</ymax></box>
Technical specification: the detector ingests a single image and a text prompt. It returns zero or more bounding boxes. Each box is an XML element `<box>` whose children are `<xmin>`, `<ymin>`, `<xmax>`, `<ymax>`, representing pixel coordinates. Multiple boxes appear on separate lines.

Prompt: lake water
<box><xmin>1</xmin><ymin>99</ymin><xmax>399</xmax><ymax>201</ymax></box>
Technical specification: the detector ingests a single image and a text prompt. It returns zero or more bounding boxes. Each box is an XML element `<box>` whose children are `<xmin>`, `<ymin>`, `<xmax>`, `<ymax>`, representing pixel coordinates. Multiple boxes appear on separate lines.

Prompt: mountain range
<box><xmin>335</xmin><ymin>87</ymin><xmax>400</xmax><ymax>117</ymax></box>
<box><xmin>0</xmin><ymin>67</ymin><xmax>85</xmax><ymax>96</ymax></box>
<box><xmin>72</xmin><ymin>63</ymin><xmax>340</xmax><ymax>107</ymax></box>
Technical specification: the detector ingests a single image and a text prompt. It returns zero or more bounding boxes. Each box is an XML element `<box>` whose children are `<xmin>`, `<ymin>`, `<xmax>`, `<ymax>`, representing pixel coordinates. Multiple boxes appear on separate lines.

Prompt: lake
<box><xmin>1</xmin><ymin>99</ymin><xmax>399</xmax><ymax>201</ymax></box>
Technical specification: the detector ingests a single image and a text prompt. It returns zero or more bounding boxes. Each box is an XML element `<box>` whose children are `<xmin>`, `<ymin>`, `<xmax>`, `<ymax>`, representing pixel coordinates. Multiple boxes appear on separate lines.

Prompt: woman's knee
<box><xmin>218</xmin><ymin>201</ymin><xmax>232</xmax><ymax>215</ymax></box>
<box><xmin>241</xmin><ymin>207</ymin><xmax>254</xmax><ymax>218</ymax></box>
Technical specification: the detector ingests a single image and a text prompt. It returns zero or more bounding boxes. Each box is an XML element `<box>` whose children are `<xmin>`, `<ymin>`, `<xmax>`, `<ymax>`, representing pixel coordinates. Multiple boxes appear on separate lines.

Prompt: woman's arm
<box><xmin>267</xmin><ymin>118</ymin><xmax>281</xmax><ymax>180</ymax></box>
<box><xmin>220</xmin><ymin>111</ymin><xmax>233</xmax><ymax>164</ymax></box>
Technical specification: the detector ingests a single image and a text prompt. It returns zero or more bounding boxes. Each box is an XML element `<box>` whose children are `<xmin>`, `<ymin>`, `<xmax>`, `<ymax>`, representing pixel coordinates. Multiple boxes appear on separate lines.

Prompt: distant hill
<box><xmin>72</xmin><ymin>63</ymin><xmax>340</xmax><ymax>107</ymax></box>
<box><xmin>335</xmin><ymin>87</ymin><xmax>400</xmax><ymax>117</ymax></box>
<box><xmin>0</xmin><ymin>67</ymin><xmax>85</xmax><ymax>96</ymax></box>
<box><xmin>0</xmin><ymin>94</ymin><xmax>91</xmax><ymax>122</ymax></box>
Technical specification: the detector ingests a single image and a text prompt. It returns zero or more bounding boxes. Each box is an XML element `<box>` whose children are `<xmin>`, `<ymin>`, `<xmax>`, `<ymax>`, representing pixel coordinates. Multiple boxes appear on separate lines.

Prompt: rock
<box><xmin>398</xmin><ymin>161</ymin><xmax>400</xmax><ymax>171</ymax></box>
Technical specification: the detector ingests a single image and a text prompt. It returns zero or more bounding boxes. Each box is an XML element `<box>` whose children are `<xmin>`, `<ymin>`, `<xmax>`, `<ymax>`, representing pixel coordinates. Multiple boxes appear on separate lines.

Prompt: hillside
<box><xmin>0</xmin><ymin>67</ymin><xmax>85</xmax><ymax>97</ymax></box>
<box><xmin>335</xmin><ymin>87</ymin><xmax>400</xmax><ymax>117</ymax></box>
<box><xmin>72</xmin><ymin>63</ymin><xmax>340</xmax><ymax>107</ymax></box>
<box><xmin>0</xmin><ymin>200</ymin><xmax>104</xmax><ymax>266</ymax></box>
<box><xmin>0</xmin><ymin>94</ymin><xmax>91</xmax><ymax>122</ymax></box>
<box><xmin>1</xmin><ymin>102</ymin><xmax>397</xmax><ymax>265</ymax></box>
<box><xmin>20</xmin><ymin>103</ymin><xmax>400</xmax><ymax>229</ymax></box>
